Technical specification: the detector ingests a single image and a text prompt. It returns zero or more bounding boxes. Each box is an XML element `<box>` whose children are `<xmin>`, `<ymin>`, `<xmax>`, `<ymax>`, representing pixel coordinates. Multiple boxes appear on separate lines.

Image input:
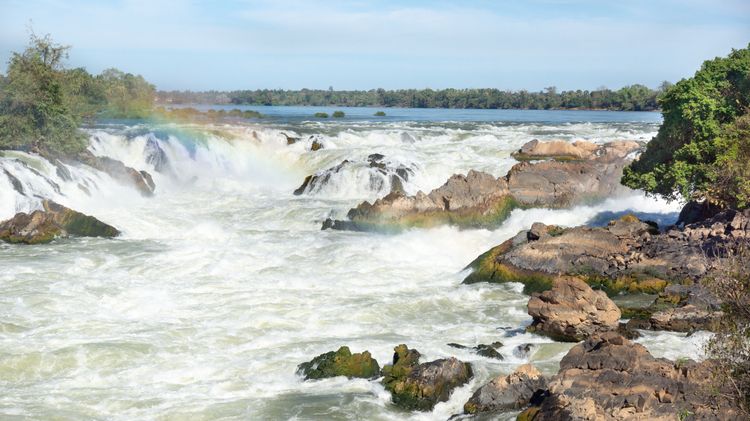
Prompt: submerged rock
<box><xmin>296</xmin><ymin>346</ymin><xmax>380</xmax><ymax>380</ymax></box>
<box><xmin>447</xmin><ymin>342</ymin><xmax>504</xmax><ymax>360</ymax></box>
<box><xmin>144</xmin><ymin>137</ymin><xmax>169</xmax><ymax>173</ymax></box>
<box><xmin>527</xmin><ymin>277</ymin><xmax>621</xmax><ymax>342</ymax></box>
<box><xmin>76</xmin><ymin>150</ymin><xmax>156</xmax><ymax>196</ymax></box>
<box><xmin>324</xmin><ymin>140</ymin><xmax>641</xmax><ymax>231</ymax></box>
<box><xmin>524</xmin><ymin>332</ymin><xmax>741</xmax><ymax>420</ymax></box>
<box><xmin>295</xmin><ymin>154</ymin><xmax>415</xmax><ymax>197</ymax></box>
<box><xmin>464</xmin><ymin>364</ymin><xmax>547</xmax><ymax>414</ymax></box>
<box><xmin>381</xmin><ymin>344</ymin><xmax>472</xmax><ymax>411</ymax></box>
<box><xmin>0</xmin><ymin>200</ymin><xmax>120</xmax><ymax>244</ymax></box>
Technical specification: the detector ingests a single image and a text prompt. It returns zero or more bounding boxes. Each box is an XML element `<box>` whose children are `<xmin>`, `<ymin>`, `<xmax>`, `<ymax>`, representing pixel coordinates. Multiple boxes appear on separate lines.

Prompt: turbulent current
<box><xmin>0</xmin><ymin>107</ymin><xmax>710</xmax><ymax>420</ymax></box>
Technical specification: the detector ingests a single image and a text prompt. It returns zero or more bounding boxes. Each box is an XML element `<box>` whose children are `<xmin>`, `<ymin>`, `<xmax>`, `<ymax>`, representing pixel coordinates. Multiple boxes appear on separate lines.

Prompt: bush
<box><xmin>314</xmin><ymin>112</ymin><xmax>329</xmax><ymax>118</ymax></box>
<box><xmin>374</xmin><ymin>111</ymin><xmax>386</xmax><ymax>116</ymax></box>
<box><xmin>332</xmin><ymin>110</ymin><xmax>345</xmax><ymax>118</ymax></box>
<box><xmin>702</xmin><ymin>242</ymin><xmax>750</xmax><ymax>415</ymax></box>
<box><xmin>621</xmin><ymin>45</ymin><xmax>750</xmax><ymax>209</ymax></box>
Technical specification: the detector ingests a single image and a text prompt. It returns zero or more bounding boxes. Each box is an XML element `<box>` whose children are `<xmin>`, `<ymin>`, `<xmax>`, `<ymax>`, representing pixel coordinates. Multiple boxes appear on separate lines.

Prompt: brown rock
<box><xmin>464</xmin><ymin>363</ymin><xmax>547</xmax><ymax>414</ymax></box>
<box><xmin>527</xmin><ymin>277</ymin><xmax>621</xmax><ymax>341</ymax></box>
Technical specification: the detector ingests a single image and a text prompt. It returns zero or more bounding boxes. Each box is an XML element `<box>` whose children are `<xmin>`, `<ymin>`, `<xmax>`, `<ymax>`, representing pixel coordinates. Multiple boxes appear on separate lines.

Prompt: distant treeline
<box><xmin>158</xmin><ymin>84</ymin><xmax>671</xmax><ymax>111</ymax></box>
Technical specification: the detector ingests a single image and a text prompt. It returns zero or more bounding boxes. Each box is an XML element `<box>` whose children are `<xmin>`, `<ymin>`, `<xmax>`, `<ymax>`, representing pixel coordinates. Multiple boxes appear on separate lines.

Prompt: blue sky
<box><xmin>1</xmin><ymin>0</ymin><xmax>749</xmax><ymax>91</ymax></box>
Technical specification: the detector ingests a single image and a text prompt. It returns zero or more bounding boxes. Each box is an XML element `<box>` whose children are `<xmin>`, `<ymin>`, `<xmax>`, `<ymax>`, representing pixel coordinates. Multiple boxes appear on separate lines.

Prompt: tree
<box><xmin>0</xmin><ymin>33</ymin><xmax>86</xmax><ymax>155</ymax></box>
<box><xmin>621</xmin><ymin>45</ymin><xmax>750</xmax><ymax>209</ymax></box>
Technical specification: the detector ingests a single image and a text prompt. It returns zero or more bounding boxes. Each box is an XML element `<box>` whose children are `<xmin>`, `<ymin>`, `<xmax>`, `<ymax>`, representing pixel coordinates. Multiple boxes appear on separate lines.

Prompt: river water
<box><xmin>0</xmin><ymin>107</ymin><xmax>709</xmax><ymax>420</ymax></box>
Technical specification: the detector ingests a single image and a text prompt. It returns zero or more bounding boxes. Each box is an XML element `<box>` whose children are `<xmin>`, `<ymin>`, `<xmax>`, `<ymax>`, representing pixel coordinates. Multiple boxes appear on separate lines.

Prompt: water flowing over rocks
<box><xmin>296</xmin><ymin>346</ymin><xmax>380</xmax><ymax>380</ymax></box>
<box><xmin>381</xmin><ymin>344</ymin><xmax>473</xmax><ymax>411</ymax></box>
<box><xmin>519</xmin><ymin>332</ymin><xmax>741</xmax><ymax>420</ymax></box>
<box><xmin>295</xmin><ymin>153</ymin><xmax>414</xmax><ymax>196</ymax></box>
<box><xmin>74</xmin><ymin>150</ymin><xmax>156</xmax><ymax>196</ymax></box>
<box><xmin>464</xmin><ymin>209</ymin><xmax>750</xmax><ymax>295</ymax></box>
<box><xmin>0</xmin><ymin>200</ymin><xmax>119</xmax><ymax>244</ymax></box>
<box><xmin>447</xmin><ymin>342</ymin><xmax>505</xmax><ymax>360</ymax></box>
<box><xmin>527</xmin><ymin>277</ymin><xmax>621</xmax><ymax>342</ymax></box>
<box><xmin>463</xmin><ymin>363</ymin><xmax>547</xmax><ymax>415</ymax></box>
<box><xmin>323</xmin><ymin>140</ymin><xmax>641</xmax><ymax>231</ymax></box>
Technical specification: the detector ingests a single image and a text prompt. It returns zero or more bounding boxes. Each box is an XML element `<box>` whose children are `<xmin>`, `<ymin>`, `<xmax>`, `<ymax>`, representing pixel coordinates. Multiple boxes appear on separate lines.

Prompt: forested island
<box><xmin>157</xmin><ymin>84</ymin><xmax>669</xmax><ymax>111</ymax></box>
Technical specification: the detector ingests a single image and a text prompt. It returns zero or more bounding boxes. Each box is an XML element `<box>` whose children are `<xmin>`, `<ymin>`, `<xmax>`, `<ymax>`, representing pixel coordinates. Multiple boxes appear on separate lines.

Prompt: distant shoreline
<box><xmin>156</xmin><ymin>85</ymin><xmax>667</xmax><ymax>113</ymax></box>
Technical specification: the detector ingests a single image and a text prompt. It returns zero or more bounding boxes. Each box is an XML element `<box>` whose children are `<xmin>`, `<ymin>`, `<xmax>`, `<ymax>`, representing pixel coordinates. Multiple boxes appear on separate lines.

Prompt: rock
<box><xmin>295</xmin><ymin>155</ymin><xmax>414</xmax><ymax>197</ymax></box>
<box><xmin>464</xmin><ymin>364</ymin><xmax>547</xmax><ymax>414</ymax></box>
<box><xmin>310</xmin><ymin>140</ymin><xmax>323</xmax><ymax>151</ymax></box>
<box><xmin>527</xmin><ymin>332</ymin><xmax>741</xmax><ymax>420</ymax></box>
<box><xmin>464</xmin><ymin>210</ymin><xmax>750</xmax><ymax>296</ymax></box>
<box><xmin>296</xmin><ymin>346</ymin><xmax>380</xmax><ymax>380</ymax></box>
<box><xmin>144</xmin><ymin>137</ymin><xmax>169</xmax><ymax>172</ymax></box>
<box><xmin>0</xmin><ymin>200</ymin><xmax>119</xmax><ymax>244</ymax></box>
<box><xmin>382</xmin><ymin>344</ymin><xmax>472</xmax><ymax>411</ymax></box>
<box><xmin>77</xmin><ymin>151</ymin><xmax>156</xmax><ymax>196</ymax></box>
<box><xmin>676</xmin><ymin>200</ymin><xmax>722</xmax><ymax>226</ymax></box>
<box><xmin>527</xmin><ymin>277</ymin><xmax>621</xmax><ymax>342</ymax></box>
<box><xmin>514</xmin><ymin>343</ymin><xmax>537</xmax><ymax>358</ymax></box>
<box><xmin>325</xmin><ymin>140</ymin><xmax>641</xmax><ymax>231</ymax></box>
<box><xmin>447</xmin><ymin>342</ymin><xmax>504</xmax><ymax>360</ymax></box>
<box><xmin>2</xmin><ymin>169</ymin><xmax>24</xmax><ymax>194</ymax></box>
<box><xmin>626</xmin><ymin>304</ymin><xmax>723</xmax><ymax>333</ymax></box>
<box><xmin>282</xmin><ymin>133</ymin><xmax>299</xmax><ymax>145</ymax></box>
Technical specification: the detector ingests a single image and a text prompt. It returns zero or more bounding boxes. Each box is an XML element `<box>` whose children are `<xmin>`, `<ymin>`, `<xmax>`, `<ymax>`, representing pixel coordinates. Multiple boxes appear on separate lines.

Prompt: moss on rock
<box><xmin>297</xmin><ymin>346</ymin><xmax>380</xmax><ymax>380</ymax></box>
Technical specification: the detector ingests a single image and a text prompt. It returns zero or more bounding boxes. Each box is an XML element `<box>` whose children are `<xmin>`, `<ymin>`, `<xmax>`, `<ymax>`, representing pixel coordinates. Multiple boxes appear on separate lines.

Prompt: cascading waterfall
<box><xmin>2</xmin><ymin>111</ymin><xmax>706</xmax><ymax>421</ymax></box>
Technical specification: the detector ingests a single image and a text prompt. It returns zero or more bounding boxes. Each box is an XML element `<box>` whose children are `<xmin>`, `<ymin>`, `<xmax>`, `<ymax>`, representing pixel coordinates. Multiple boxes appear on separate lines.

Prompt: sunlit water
<box><xmin>0</xmin><ymin>108</ymin><xmax>709</xmax><ymax>420</ymax></box>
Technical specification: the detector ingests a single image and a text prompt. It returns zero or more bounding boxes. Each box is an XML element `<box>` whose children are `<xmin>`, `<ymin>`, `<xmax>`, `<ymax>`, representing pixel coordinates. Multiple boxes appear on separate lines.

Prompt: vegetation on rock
<box><xmin>622</xmin><ymin>44</ymin><xmax>750</xmax><ymax>210</ymax></box>
<box><xmin>296</xmin><ymin>346</ymin><xmax>380</xmax><ymax>380</ymax></box>
<box><xmin>332</xmin><ymin>110</ymin><xmax>345</xmax><ymax>118</ymax></box>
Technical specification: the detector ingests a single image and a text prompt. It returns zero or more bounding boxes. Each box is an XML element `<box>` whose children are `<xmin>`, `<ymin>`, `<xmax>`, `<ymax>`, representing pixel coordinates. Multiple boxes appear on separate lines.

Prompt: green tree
<box><xmin>97</xmin><ymin>68</ymin><xmax>155</xmax><ymax>118</ymax></box>
<box><xmin>0</xmin><ymin>33</ymin><xmax>86</xmax><ymax>156</ymax></box>
<box><xmin>622</xmin><ymin>45</ymin><xmax>750</xmax><ymax>208</ymax></box>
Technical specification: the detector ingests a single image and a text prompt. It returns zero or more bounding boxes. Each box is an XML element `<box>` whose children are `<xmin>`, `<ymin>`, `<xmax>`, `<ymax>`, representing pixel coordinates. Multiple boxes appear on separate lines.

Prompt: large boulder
<box><xmin>527</xmin><ymin>277</ymin><xmax>621</xmax><ymax>342</ymax></box>
<box><xmin>296</xmin><ymin>346</ymin><xmax>380</xmax><ymax>380</ymax></box>
<box><xmin>381</xmin><ymin>344</ymin><xmax>473</xmax><ymax>411</ymax></box>
<box><xmin>464</xmin><ymin>210</ymin><xmax>750</xmax><ymax>295</ymax></box>
<box><xmin>626</xmin><ymin>304</ymin><xmax>723</xmax><ymax>333</ymax></box>
<box><xmin>464</xmin><ymin>363</ymin><xmax>547</xmax><ymax>414</ymax></box>
<box><xmin>523</xmin><ymin>332</ymin><xmax>740</xmax><ymax>420</ymax></box>
<box><xmin>323</xmin><ymin>140</ymin><xmax>642</xmax><ymax>231</ymax></box>
<box><xmin>0</xmin><ymin>200</ymin><xmax>119</xmax><ymax>244</ymax></box>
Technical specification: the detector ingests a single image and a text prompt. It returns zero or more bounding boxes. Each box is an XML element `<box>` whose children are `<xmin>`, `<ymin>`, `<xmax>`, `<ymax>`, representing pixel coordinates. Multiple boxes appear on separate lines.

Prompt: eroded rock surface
<box><xmin>527</xmin><ymin>277</ymin><xmax>621</xmax><ymax>341</ymax></box>
<box><xmin>464</xmin><ymin>363</ymin><xmax>547</xmax><ymax>414</ymax></box>
<box><xmin>521</xmin><ymin>332</ymin><xmax>740</xmax><ymax>420</ymax></box>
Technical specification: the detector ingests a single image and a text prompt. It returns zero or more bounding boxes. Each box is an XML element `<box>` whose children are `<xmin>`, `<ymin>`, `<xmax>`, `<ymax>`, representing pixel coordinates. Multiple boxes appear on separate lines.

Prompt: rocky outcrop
<box><xmin>626</xmin><ymin>305</ymin><xmax>723</xmax><ymax>333</ymax></box>
<box><xmin>521</xmin><ymin>332</ymin><xmax>740</xmax><ymax>420</ymax></box>
<box><xmin>296</xmin><ymin>346</ymin><xmax>380</xmax><ymax>380</ymax></box>
<box><xmin>527</xmin><ymin>277</ymin><xmax>621</xmax><ymax>342</ymax></box>
<box><xmin>295</xmin><ymin>154</ymin><xmax>414</xmax><ymax>196</ymax></box>
<box><xmin>144</xmin><ymin>137</ymin><xmax>169</xmax><ymax>173</ymax></box>
<box><xmin>464</xmin><ymin>209</ymin><xmax>750</xmax><ymax>295</ymax></box>
<box><xmin>76</xmin><ymin>150</ymin><xmax>156</xmax><ymax>196</ymax></box>
<box><xmin>0</xmin><ymin>200</ymin><xmax>119</xmax><ymax>244</ymax></box>
<box><xmin>323</xmin><ymin>140</ymin><xmax>641</xmax><ymax>231</ymax></box>
<box><xmin>381</xmin><ymin>344</ymin><xmax>473</xmax><ymax>411</ymax></box>
<box><xmin>464</xmin><ymin>364</ymin><xmax>547</xmax><ymax>414</ymax></box>
<box><xmin>512</xmin><ymin>139</ymin><xmax>640</xmax><ymax>162</ymax></box>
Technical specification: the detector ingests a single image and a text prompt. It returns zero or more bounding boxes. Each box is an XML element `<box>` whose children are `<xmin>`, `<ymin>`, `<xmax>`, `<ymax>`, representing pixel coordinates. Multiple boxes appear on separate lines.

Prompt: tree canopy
<box><xmin>159</xmin><ymin>84</ymin><xmax>667</xmax><ymax>112</ymax></box>
<box><xmin>0</xmin><ymin>33</ymin><xmax>156</xmax><ymax>156</ymax></box>
<box><xmin>621</xmin><ymin>45</ymin><xmax>750</xmax><ymax>209</ymax></box>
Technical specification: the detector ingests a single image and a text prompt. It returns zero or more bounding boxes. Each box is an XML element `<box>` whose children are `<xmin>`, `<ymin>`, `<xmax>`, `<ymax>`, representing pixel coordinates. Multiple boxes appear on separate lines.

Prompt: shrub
<box><xmin>374</xmin><ymin>111</ymin><xmax>386</xmax><ymax>116</ymax></box>
<box><xmin>332</xmin><ymin>110</ymin><xmax>345</xmax><ymax>118</ymax></box>
<box><xmin>314</xmin><ymin>112</ymin><xmax>329</xmax><ymax>118</ymax></box>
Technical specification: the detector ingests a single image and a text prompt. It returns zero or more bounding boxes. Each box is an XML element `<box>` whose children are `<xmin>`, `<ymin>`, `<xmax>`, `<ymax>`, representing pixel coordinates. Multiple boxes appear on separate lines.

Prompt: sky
<box><xmin>1</xmin><ymin>0</ymin><xmax>749</xmax><ymax>91</ymax></box>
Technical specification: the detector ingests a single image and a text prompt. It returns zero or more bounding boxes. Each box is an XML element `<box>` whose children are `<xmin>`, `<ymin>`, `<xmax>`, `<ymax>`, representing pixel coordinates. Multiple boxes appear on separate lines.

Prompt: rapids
<box><xmin>0</xmin><ymin>108</ymin><xmax>709</xmax><ymax>420</ymax></box>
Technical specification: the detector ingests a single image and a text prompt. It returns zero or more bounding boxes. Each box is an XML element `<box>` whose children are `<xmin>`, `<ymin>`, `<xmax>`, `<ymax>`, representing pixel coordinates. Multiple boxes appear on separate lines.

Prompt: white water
<box><xmin>0</xmin><ymin>116</ymin><xmax>702</xmax><ymax>420</ymax></box>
